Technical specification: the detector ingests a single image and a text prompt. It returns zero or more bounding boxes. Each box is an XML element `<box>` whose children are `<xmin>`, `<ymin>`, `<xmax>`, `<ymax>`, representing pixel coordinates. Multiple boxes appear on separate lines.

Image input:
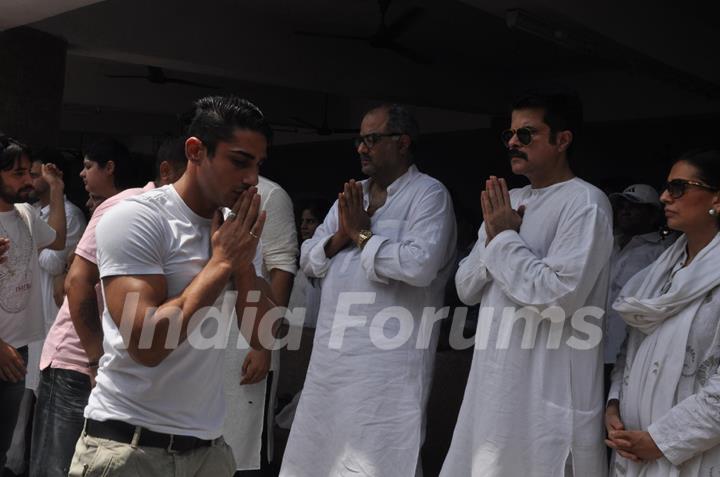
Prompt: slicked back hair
<box><xmin>676</xmin><ymin>148</ymin><xmax>720</xmax><ymax>189</ymax></box>
<box><xmin>675</xmin><ymin>148</ymin><xmax>720</xmax><ymax>226</ymax></box>
<box><xmin>512</xmin><ymin>89</ymin><xmax>583</xmax><ymax>157</ymax></box>
<box><xmin>187</xmin><ymin>96</ymin><xmax>273</xmax><ymax>158</ymax></box>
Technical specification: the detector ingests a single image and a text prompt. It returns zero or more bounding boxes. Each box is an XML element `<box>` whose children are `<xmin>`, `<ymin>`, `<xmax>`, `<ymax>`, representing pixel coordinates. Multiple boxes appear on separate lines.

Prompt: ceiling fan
<box><xmin>283</xmin><ymin>94</ymin><xmax>358</xmax><ymax>136</ymax></box>
<box><xmin>105</xmin><ymin>66</ymin><xmax>220</xmax><ymax>89</ymax></box>
<box><xmin>296</xmin><ymin>0</ymin><xmax>430</xmax><ymax>65</ymax></box>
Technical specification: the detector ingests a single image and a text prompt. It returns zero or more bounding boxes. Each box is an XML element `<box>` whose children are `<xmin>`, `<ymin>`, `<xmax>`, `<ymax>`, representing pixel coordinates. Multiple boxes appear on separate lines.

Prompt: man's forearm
<box><xmin>108</xmin><ymin>256</ymin><xmax>237</xmax><ymax>367</ymax></box>
<box><xmin>235</xmin><ymin>268</ymin><xmax>276</xmax><ymax>350</ymax></box>
<box><xmin>269</xmin><ymin>268</ymin><xmax>293</xmax><ymax>308</ymax></box>
<box><xmin>46</xmin><ymin>188</ymin><xmax>66</xmax><ymax>250</ymax></box>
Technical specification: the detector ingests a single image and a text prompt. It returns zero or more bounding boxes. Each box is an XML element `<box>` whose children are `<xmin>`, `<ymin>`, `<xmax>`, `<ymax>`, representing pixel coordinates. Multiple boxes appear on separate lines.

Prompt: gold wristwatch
<box><xmin>357</xmin><ymin>229</ymin><xmax>373</xmax><ymax>250</ymax></box>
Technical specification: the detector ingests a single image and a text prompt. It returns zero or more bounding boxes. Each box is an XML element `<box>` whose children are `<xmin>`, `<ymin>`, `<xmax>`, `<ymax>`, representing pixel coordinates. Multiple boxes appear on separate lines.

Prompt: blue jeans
<box><xmin>0</xmin><ymin>345</ymin><xmax>28</xmax><ymax>475</ymax></box>
<box><xmin>29</xmin><ymin>367</ymin><xmax>90</xmax><ymax>477</ymax></box>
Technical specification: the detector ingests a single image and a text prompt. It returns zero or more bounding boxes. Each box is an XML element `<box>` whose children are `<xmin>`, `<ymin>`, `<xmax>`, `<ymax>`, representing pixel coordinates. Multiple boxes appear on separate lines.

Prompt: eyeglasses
<box><xmin>663</xmin><ymin>179</ymin><xmax>719</xmax><ymax>199</ymax></box>
<box><xmin>500</xmin><ymin>127</ymin><xmax>538</xmax><ymax>148</ymax></box>
<box><xmin>353</xmin><ymin>133</ymin><xmax>402</xmax><ymax>149</ymax></box>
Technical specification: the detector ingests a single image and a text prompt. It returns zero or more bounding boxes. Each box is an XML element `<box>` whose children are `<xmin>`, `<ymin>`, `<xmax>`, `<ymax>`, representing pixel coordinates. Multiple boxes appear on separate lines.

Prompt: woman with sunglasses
<box><xmin>606</xmin><ymin>148</ymin><xmax>720</xmax><ymax>477</ymax></box>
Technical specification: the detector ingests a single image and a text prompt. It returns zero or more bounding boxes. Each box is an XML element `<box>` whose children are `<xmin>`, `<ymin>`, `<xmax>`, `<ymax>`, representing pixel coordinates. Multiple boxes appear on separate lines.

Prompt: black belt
<box><xmin>85</xmin><ymin>419</ymin><xmax>215</xmax><ymax>453</ymax></box>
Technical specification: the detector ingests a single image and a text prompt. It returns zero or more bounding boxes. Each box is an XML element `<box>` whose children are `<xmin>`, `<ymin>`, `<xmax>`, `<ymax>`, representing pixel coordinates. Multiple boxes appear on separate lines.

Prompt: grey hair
<box><xmin>386</xmin><ymin>104</ymin><xmax>419</xmax><ymax>140</ymax></box>
<box><xmin>374</xmin><ymin>104</ymin><xmax>420</xmax><ymax>154</ymax></box>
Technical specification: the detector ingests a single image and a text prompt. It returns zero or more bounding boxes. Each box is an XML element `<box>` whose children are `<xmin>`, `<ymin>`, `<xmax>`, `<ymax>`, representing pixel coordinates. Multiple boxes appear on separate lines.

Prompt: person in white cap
<box><xmin>604</xmin><ymin>184</ymin><xmax>671</xmax><ymax>392</ymax></box>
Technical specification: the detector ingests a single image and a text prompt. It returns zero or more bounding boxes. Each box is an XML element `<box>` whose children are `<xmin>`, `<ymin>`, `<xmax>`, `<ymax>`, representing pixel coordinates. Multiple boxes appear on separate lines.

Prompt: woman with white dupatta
<box><xmin>606</xmin><ymin>148</ymin><xmax>720</xmax><ymax>477</ymax></box>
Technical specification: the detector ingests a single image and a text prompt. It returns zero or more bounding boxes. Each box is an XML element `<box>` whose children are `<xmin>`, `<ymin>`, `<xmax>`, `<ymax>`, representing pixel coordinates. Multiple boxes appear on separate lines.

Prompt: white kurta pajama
<box><xmin>280</xmin><ymin>165</ymin><xmax>457</xmax><ymax>477</ymax></box>
<box><xmin>223</xmin><ymin>176</ymin><xmax>298</xmax><ymax>471</ymax></box>
<box><xmin>609</xmin><ymin>233</ymin><xmax>720</xmax><ymax>477</ymax></box>
<box><xmin>442</xmin><ymin>178</ymin><xmax>613</xmax><ymax>477</ymax></box>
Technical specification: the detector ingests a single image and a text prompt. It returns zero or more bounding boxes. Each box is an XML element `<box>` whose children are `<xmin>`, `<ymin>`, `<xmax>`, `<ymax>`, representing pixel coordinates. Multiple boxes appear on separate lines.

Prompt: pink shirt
<box><xmin>40</xmin><ymin>182</ymin><xmax>155</xmax><ymax>376</ymax></box>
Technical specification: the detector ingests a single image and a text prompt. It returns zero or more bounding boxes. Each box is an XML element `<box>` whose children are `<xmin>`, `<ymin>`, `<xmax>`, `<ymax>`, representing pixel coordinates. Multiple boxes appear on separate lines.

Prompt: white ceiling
<box><xmin>3</xmin><ymin>0</ymin><xmax>719</xmax><ymax>144</ymax></box>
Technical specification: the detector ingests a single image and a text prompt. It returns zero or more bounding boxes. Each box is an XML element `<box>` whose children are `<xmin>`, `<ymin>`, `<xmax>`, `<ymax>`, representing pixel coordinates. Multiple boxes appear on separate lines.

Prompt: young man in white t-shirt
<box><xmin>0</xmin><ymin>137</ymin><xmax>66</xmax><ymax>471</ymax></box>
<box><xmin>68</xmin><ymin>97</ymin><xmax>277</xmax><ymax>477</ymax></box>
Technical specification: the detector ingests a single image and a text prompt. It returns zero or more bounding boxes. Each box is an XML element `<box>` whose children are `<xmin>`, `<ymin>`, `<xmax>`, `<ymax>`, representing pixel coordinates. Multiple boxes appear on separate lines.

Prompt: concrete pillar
<box><xmin>0</xmin><ymin>27</ymin><xmax>67</xmax><ymax>148</ymax></box>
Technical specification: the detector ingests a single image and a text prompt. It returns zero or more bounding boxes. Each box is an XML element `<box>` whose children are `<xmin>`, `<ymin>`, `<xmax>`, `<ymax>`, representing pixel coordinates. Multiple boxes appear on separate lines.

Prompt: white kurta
<box><xmin>604</xmin><ymin>232</ymin><xmax>670</xmax><ymax>364</ymax></box>
<box><xmin>441</xmin><ymin>177</ymin><xmax>613</xmax><ymax>477</ymax></box>
<box><xmin>280</xmin><ymin>165</ymin><xmax>457</xmax><ymax>477</ymax></box>
<box><xmin>26</xmin><ymin>198</ymin><xmax>86</xmax><ymax>391</ymax></box>
<box><xmin>609</xmin><ymin>238</ymin><xmax>720</xmax><ymax>477</ymax></box>
<box><xmin>224</xmin><ymin>176</ymin><xmax>298</xmax><ymax>470</ymax></box>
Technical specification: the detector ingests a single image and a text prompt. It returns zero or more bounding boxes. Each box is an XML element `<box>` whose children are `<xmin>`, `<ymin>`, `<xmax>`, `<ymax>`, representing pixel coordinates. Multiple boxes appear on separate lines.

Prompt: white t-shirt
<box><xmin>0</xmin><ymin>204</ymin><xmax>55</xmax><ymax>347</ymax></box>
<box><xmin>85</xmin><ymin>185</ymin><xmax>233</xmax><ymax>440</ymax></box>
<box><xmin>256</xmin><ymin>176</ymin><xmax>298</xmax><ymax>276</ymax></box>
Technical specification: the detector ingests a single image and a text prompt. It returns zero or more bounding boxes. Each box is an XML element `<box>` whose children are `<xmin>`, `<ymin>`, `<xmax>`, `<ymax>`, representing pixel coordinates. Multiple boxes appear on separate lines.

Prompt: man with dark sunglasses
<box><xmin>442</xmin><ymin>90</ymin><xmax>613</xmax><ymax>477</ymax></box>
<box><xmin>280</xmin><ymin>104</ymin><xmax>457</xmax><ymax>477</ymax></box>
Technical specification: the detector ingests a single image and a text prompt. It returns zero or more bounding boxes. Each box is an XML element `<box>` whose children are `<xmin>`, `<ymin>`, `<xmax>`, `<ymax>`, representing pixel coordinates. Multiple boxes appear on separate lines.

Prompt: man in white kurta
<box><xmin>441</xmin><ymin>91</ymin><xmax>613</xmax><ymax>477</ymax></box>
<box><xmin>280</xmin><ymin>105</ymin><xmax>456</xmax><ymax>477</ymax></box>
<box><xmin>604</xmin><ymin>185</ymin><xmax>668</xmax><ymax>370</ymax></box>
<box><xmin>224</xmin><ymin>175</ymin><xmax>298</xmax><ymax>472</ymax></box>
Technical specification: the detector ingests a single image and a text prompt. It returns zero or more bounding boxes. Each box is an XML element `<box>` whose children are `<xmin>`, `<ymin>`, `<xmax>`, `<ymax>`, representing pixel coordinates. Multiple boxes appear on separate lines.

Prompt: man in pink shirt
<box><xmin>30</xmin><ymin>137</ymin><xmax>187</xmax><ymax>477</ymax></box>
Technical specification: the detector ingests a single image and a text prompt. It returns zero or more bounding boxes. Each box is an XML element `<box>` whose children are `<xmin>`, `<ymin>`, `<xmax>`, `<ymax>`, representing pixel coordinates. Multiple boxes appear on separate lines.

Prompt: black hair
<box><xmin>187</xmin><ymin>96</ymin><xmax>273</xmax><ymax>157</ymax></box>
<box><xmin>155</xmin><ymin>136</ymin><xmax>188</xmax><ymax>177</ymax></box>
<box><xmin>511</xmin><ymin>88</ymin><xmax>583</xmax><ymax>156</ymax></box>
<box><xmin>84</xmin><ymin>138</ymin><xmax>133</xmax><ymax>189</ymax></box>
<box><xmin>32</xmin><ymin>147</ymin><xmax>66</xmax><ymax>166</ymax></box>
<box><xmin>296</xmin><ymin>198</ymin><xmax>332</xmax><ymax>224</ymax></box>
<box><xmin>0</xmin><ymin>135</ymin><xmax>31</xmax><ymax>171</ymax></box>
<box><xmin>676</xmin><ymin>148</ymin><xmax>720</xmax><ymax>189</ymax></box>
<box><xmin>676</xmin><ymin>148</ymin><xmax>720</xmax><ymax>228</ymax></box>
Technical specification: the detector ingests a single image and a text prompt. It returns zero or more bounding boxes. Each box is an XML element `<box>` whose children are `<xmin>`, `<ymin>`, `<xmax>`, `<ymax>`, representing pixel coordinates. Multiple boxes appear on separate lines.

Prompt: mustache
<box><xmin>508</xmin><ymin>149</ymin><xmax>528</xmax><ymax>160</ymax></box>
<box><xmin>360</xmin><ymin>155</ymin><xmax>371</xmax><ymax>161</ymax></box>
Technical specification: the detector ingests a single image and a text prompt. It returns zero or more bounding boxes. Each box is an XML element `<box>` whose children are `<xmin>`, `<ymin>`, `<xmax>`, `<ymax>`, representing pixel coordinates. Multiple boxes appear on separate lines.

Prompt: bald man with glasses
<box><xmin>280</xmin><ymin>104</ymin><xmax>456</xmax><ymax>477</ymax></box>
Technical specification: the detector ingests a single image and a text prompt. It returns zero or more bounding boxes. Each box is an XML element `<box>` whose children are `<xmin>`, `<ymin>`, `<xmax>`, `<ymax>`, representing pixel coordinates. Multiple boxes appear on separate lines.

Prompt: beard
<box><xmin>0</xmin><ymin>184</ymin><xmax>33</xmax><ymax>204</ymax></box>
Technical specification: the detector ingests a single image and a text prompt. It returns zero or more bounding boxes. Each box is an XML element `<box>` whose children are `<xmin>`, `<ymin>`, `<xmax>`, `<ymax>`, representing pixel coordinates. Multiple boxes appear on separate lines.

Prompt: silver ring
<box><xmin>226</xmin><ymin>211</ymin><xmax>237</xmax><ymax>221</ymax></box>
<box><xmin>249</xmin><ymin>231</ymin><xmax>259</xmax><ymax>239</ymax></box>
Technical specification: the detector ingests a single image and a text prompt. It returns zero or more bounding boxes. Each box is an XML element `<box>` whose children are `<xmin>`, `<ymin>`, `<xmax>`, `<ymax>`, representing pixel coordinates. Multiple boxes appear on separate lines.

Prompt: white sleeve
<box><xmin>483</xmin><ymin>203</ymin><xmax>613</xmax><ymax>310</ymax></box>
<box><xmin>38</xmin><ymin>249</ymin><xmax>66</xmax><ymax>276</ymax></box>
<box><xmin>648</xmin><ymin>362</ymin><xmax>720</xmax><ymax>465</ymax></box>
<box><xmin>29</xmin><ymin>206</ymin><xmax>56</xmax><ymax>250</ymax></box>
<box><xmin>607</xmin><ymin>330</ymin><xmax>636</xmax><ymax>403</ymax></box>
<box><xmin>95</xmin><ymin>201</ymin><xmax>165</xmax><ymax>278</ymax></box>
<box><xmin>299</xmin><ymin>201</ymin><xmax>339</xmax><ymax>279</ymax></box>
<box><xmin>455</xmin><ymin>225</ymin><xmax>491</xmax><ymax>305</ymax></box>
<box><xmin>65</xmin><ymin>205</ymin><xmax>87</xmax><ymax>252</ymax></box>
<box><xmin>38</xmin><ymin>205</ymin><xmax>87</xmax><ymax>275</ymax></box>
<box><xmin>260</xmin><ymin>186</ymin><xmax>298</xmax><ymax>275</ymax></box>
<box><xmin>359</xmin><ymin>183</ymin><xmax>456</xmax><ymax>287</ymax></box>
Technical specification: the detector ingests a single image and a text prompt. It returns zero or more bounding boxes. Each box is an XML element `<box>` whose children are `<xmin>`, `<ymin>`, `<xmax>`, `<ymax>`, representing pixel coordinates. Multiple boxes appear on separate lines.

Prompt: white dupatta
<box><xmin>612</xmin><ymin>233</ymin><xmax>720</xmax><ymax>476</ymax></box>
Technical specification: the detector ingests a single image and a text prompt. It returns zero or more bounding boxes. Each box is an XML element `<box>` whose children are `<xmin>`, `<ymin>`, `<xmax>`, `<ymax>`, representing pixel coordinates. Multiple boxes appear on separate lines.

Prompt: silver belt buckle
<box><xmin>166</xmin><ymin>434</ymin><xmax>178</xmax><ymax>454</ymax></box>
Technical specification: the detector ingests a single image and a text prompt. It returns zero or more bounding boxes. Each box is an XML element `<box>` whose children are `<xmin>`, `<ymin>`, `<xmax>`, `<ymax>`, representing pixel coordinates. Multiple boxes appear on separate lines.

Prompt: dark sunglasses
<box><xmin>353</xmin><ymin>133</ymin><xmax>402</xmax><ymax>149</ymax></box>
<box><xmin>663</xmin><ymin>179</ymin><xmax>719</xmax><ymax>199</ymax></box>
<box><xmin>500</xmin><ymin>127</ymin><xmax>538</xmax><ymax>147</ymax></box>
